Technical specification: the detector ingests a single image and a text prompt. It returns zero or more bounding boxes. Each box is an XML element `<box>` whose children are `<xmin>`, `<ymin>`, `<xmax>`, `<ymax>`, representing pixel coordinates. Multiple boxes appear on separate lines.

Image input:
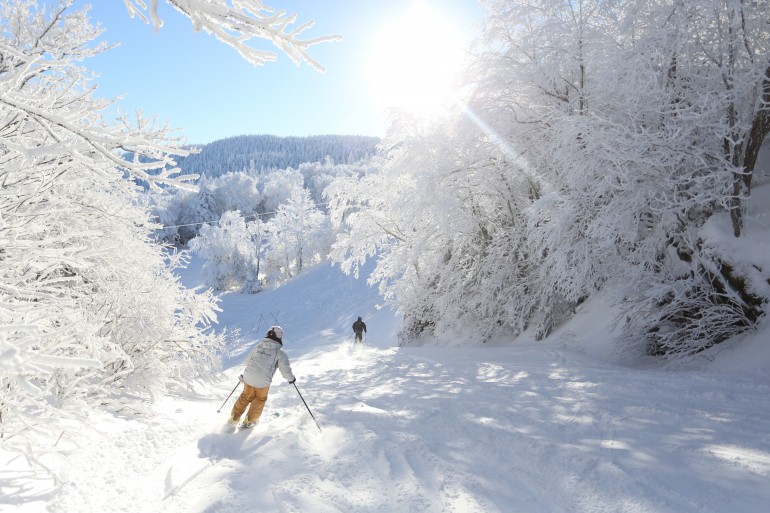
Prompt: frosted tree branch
<box><xmin>122</xmin><ymin>0</ymin><xmax>341</xmax><ymax>71</ymax></box>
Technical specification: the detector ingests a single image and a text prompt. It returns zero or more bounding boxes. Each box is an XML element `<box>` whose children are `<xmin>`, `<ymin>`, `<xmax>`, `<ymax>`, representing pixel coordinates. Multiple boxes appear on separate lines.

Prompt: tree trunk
<box><xmin>730</xmin><ymin>62</ymin><xmax>770</xmax><ymax>237</ymax></box>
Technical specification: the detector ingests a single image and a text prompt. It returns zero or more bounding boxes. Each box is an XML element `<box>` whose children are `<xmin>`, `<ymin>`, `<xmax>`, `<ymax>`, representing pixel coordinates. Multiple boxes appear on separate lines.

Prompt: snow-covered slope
<box><xmin>6</xmin><ymin>248</ymin><xmax>769</xmax><ymax>512</ymax></box>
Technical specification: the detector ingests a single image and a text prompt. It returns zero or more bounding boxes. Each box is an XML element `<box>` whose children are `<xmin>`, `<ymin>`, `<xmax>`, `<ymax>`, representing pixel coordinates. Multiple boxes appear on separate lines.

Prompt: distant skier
<box><xmin>352</xmin><ymin>316</ymin><xmax>367</xmax><ymax>344</ymax></box>
<box><xmin>228</xmin><ymin>325</ymin><xmax>295</xmax><ymax>429</ymax></box>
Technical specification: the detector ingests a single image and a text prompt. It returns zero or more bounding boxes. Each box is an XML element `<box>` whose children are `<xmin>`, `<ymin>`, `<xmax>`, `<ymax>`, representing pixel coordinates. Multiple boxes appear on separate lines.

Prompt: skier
<box><xmin>352</xmin><ymin>316</ymin><xmax>367</xmax><ymax>344</ymax></box>
<box><xmin>228</xmin><ymin>325</ymin><xmax>296</xmax><ymax>429</ymax></box>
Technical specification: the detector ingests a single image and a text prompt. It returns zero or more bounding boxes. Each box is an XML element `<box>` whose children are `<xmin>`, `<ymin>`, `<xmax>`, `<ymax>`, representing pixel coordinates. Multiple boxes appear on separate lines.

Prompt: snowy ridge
<box><xmin>174</xmin><ymin>135</ymin><xmax>380</xmax><ymax>178</ymax></box>
<box><xmin>5</xmin><ymin>255</ymin><xmax>769</xmax><ymax>512</ymax></box>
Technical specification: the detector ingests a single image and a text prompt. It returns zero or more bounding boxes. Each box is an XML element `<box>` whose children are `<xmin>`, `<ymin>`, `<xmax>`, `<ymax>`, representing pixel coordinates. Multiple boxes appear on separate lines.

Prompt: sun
<box><xmin>367</xmin><ymin>2</ymin><xmax>468</xmax><ymax>120</ymax></box>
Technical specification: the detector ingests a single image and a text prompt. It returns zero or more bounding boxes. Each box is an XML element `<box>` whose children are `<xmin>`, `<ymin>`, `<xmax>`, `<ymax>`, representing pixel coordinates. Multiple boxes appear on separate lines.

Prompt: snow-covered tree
<box><xmin>326</xmin><ymin>110</ymin><xmax>543</xmax><ymax>343</ymax></box>
<box><xmin>212</xmin><ymin>171</ymin><xmax>262</xmax><ymax>214</ymax></box>
<box><xmin>299</xmin><ymin>156</ymin><xmax>378</xmax><ymax>207</ymax></box>
<box><xmin>264</xmin><ymin>188</ymin><xmax>330</xmax><ymax>284</ymax></box>
<box><xmin>572</xmin><ymin>0</ymin><xmax>770</xmax><ymax>358</ymax></box>
<box><xmin>156</xmin><ymin>172</ymin><xmax>262</xmax><ymax>243</ymax></box>
<box><xmin>1</xmin><ymin>0</ymin><xmax>335</xmax><ymax>461</ymax></box>
<box><xmin>0</xmin><ymin>0</ymin><xmax>225</xmax><ymax>445</ymax></box>
<box><xmin>261</xmin><ymin>166</ymin><xmax>305</xmax><ymax>213</ymax></box>
<box><xmin>328</xmin><ymin>0</ymin><xmax>770</xmax><ymax>354</ymax></box>
<box><xmin>190</xmin><ymin>210</ymin><xmax>263</xmax><ymax>292</ymax></box>
<box><xmin>148</xmin><ymin>157</ymin><xmax>377</xmax><ymax>248</ymax></box>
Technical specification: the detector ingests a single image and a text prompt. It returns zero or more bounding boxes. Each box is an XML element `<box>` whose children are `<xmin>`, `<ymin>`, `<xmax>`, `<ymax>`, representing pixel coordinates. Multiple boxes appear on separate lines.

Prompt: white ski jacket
<box><xmin>241</xmin><ymin>337</ymin><xmax>295</xmax><ymax>388</ymax></box>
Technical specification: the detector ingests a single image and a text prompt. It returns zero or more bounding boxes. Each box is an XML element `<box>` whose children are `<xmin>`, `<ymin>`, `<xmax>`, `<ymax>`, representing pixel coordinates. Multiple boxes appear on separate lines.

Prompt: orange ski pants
<box><xmin>231</xmin><ymin>384</ymin><xmax>270</xmax><ymax>423</ymax></box>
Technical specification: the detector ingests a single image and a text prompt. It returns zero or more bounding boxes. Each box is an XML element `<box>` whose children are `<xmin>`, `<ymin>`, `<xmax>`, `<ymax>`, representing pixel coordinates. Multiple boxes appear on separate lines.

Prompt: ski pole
<box><xmin>217</xmin><ymin>381</ymin><xmax>241</xmax><ymax>413</ymax></box>
<box><xmin>293</xmin><ymin>382</ymin><xmax>322</xmax><ymax>432</ymax></box>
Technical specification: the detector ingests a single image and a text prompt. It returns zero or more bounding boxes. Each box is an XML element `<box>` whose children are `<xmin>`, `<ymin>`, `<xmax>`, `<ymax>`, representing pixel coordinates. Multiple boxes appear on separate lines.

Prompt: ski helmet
<box><xmin>269</xmin><ymin>325</ymin><xmax>284</xmax><ymax>340</ymax></box>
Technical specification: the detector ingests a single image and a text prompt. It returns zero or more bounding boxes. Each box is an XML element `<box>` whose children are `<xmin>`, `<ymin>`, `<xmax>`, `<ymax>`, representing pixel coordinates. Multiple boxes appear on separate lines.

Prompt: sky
<box><xmin>74</xmin><ymin>0</ymin><xmax>486</xmax><ymax>145</ymax></box>
<box><xmin>5</xmin><ymin>186</ymin><xmax>770</xmax><ymax>512</ymax></box>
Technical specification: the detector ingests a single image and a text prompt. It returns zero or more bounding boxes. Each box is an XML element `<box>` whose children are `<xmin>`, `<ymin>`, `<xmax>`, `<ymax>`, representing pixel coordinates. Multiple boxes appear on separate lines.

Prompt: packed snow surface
<box><xmin>4</xmin><ymin>257</ymin><xmax>770</xmax><ymax>512</ymax></box>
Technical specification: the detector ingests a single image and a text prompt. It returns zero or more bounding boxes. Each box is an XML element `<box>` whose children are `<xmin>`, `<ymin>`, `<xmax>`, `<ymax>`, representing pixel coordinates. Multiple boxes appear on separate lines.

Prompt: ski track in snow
<box><xmin>5</xmin><ymin>260</ymin><xmax>770</xmax><ymax>512</ymax></box>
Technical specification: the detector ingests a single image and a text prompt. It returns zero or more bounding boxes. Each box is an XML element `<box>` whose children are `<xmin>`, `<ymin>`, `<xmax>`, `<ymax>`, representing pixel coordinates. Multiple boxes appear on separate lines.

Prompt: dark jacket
<box><xmin>352</xmin><ymin>319</ymin><xmax>367</xmax><ymax>334</ymax></box>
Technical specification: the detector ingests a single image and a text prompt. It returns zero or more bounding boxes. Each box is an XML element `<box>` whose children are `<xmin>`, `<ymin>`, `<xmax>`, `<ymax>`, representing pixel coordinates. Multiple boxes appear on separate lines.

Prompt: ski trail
<box><xmin>46</xmin><ymin>335</ymin><xmax>770</xmax><ymax>513</ymax></box>
<box><xmin>263</xmin><ymin>342</ymin><xmax>770</xmax><ymax>512</ymax></box>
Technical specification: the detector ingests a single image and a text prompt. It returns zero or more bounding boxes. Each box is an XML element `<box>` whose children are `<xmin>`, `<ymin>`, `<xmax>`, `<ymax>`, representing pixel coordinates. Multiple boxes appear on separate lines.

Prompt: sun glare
<box><xmin>367</xmin><ymin>2</ymin><xmax>467</xmax><ymax>119</ymax></box>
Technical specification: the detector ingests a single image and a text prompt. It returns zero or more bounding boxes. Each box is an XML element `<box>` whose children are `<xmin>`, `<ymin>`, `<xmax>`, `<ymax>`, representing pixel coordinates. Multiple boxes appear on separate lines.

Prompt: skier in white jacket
<box><xmin>228</xmin><ymin>325</ymin><xmax>296</xmax><ymax>429</ymax></box>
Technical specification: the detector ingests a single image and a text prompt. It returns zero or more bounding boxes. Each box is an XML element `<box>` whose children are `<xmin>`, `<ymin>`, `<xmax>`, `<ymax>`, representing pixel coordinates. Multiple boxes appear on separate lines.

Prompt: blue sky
<box><xmin>76</xmin><ymin>1</ymin><xmax>484</xmax><ymax>145</ymax></box>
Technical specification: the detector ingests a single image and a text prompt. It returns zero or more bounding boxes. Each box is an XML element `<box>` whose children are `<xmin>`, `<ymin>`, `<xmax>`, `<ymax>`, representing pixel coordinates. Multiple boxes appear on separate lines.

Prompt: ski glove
<box><xmin>289</xmin><ymin>379</ymin><xmax>296</xmax><ymax>384</ymax></box>
<box><xmin>238</xmin><ymin>374</ymin><xmax>244</xmax><ymax>383</ymax></box>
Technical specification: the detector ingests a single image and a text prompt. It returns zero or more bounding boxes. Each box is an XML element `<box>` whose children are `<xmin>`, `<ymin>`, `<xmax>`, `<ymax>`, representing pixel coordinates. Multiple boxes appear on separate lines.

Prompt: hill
<box><xmin>176</xmin><ymin>134</ymin><xmax>380</xmax><ymax>178</ymax></box>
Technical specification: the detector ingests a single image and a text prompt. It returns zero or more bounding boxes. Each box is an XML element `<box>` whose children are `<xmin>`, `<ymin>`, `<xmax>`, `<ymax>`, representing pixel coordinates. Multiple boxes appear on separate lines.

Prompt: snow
<box><xmin>4</xmin><ymin>256</ymin><xmax>770</xmax><ymax>512</ymax></box>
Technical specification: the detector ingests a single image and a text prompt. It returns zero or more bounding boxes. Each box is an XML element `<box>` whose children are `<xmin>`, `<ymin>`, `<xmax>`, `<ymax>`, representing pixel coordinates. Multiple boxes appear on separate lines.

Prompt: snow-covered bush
<box><xmin>618</xmin><ymin>205</ymin><xmax>770</xmax><ymax>363</ymax></box>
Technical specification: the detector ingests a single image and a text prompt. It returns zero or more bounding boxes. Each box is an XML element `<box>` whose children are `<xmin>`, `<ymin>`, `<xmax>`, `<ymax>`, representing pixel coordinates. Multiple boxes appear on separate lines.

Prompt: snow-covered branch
<box><xmin>122</xmin><ymin>0</ymin><xmax>341</xmax><ymax>71</ymax></box>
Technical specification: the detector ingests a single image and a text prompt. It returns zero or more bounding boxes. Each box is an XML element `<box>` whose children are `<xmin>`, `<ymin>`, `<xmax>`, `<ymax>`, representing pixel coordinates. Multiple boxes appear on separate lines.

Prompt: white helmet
<box><xmin>269</xmin><ymin>325</ymin><xmax>284</xmax><ymax>340</ymax></box>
